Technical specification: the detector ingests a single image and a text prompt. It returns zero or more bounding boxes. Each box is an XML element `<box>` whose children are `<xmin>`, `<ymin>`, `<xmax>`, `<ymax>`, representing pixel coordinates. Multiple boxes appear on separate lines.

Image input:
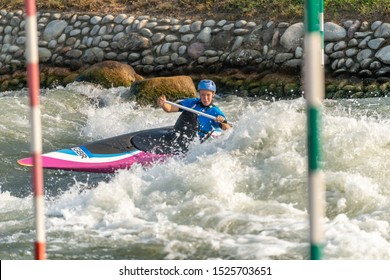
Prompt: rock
<box><xmin>377</xmin><ymin>67</ymin><xmax>390</xmax><ymax>76</ymax></box>
<box><xmin>324</xmin><ymin>22</ymin><xmax>347</xmax><ymax>41</ymax></box>
<box><xmin>188</xmin><ymin>42</ymin><xmax>205</xmax><ymax>59</ymax></box>
<box><xmin>82</xmin><ymin>47</ymin><xmax>104</xmax><ymax>64</ymax></box>
<box><xmin>231</xmin><ymin>36</ymin><xmax>244</xmax><ymax>51</ymax></box>
<box><xmin>226</xmin><ymin>49</ymin><xmax>262</xmax><ymax>66</ymax></box>
<box><xmin>126</xmin><ymin>75</ymin><xmax>197</xmax><ymax>105</ymax></box>
<box><xmin>76</xmin><ymin>60</ymin><xmax>143</xmax><ymax>88</ymax></box>
<box><xmin>280</xmin><ymin>59</ymin><xmax>302</xmax><ymax>73</ymax></box>
<box><xmin>347</xmin><ymin>20</ymin><xmax>361</xmax><ymax>38</ymax></box>
<box><xmin>43</xmin><ymin>20</ymin><xmax>68</xmax><ymax>41</ymax></box>
<box><xmin>374</xmin><ymin>23</ymin><xmax>390</xmax><ymax>38</ymax></box>
<box><xmin>38</xmin><ymin>47</ymin><xmax>52</xmax><ymax>62</ymax></box>
<box><xmin>375</xmin><ymin>46</ymin><xmax>390</xmax><ymax>64</ymax></box>
<box><xmin>117</xmin><ymin>33</ymin><xmax>151</xmax><ymax>51</ymax></box>
<box><xmin>280</xmin><ymin>22</ymin><xmax>304</xmax><ymax>52</ymax></box>
<box><xmin>357</xmin><ymin>49</ymin><xmax>373</xmax><ymax>62</ymax></box>
<box><xmin>212</xmin><ymin>30</ymin><xmax>233</xmax><ymax>50</ymax></box>
<box><xmin>368</xmin><ymin>38</ymin><xmax>386</xmax><ymax>50</ymax></box>
<box><xmin>262</xmin><ymin>22</ymin><xmax>275</xmax><ymax>44</ymax></box>
<box><xmin>275</xmin><ymin>53</ymin><xmax>294</xmax><ymax>64</ymax></box>
<box><xmin>197</xmin><ymin>27</ymin><xmax>212</xmax><ymax>43</ymax></box>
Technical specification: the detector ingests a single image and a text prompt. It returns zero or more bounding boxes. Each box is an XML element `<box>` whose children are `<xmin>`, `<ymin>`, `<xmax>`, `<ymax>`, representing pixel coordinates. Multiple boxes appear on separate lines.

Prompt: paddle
<box><xmin>165</xmin><ymin>100</ymin><xmax>232</xmax><ymax>126</ymax></box>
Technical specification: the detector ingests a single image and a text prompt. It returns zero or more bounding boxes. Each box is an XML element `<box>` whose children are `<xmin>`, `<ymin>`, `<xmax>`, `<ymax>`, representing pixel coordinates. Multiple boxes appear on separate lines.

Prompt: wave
<box><xmin>1</xmin><ymin>83</ymin><xmax>390</xmax><ymax>259</ymax></box>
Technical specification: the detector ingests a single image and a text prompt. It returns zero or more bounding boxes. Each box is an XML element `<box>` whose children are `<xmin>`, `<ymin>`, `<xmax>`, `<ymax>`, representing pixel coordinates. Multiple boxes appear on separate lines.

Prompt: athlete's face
<box><xmin>199</xmin><ymin>90</ymin><xmax>214</xmax><ymax>106</ymax></box>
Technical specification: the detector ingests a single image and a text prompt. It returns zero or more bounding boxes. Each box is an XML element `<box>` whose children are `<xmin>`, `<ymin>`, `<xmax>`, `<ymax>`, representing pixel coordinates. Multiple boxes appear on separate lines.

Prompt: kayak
<box><xmin>17</xmin><ymin>111</ymin><xmax>199</xmax><ymax>173</ymax></box>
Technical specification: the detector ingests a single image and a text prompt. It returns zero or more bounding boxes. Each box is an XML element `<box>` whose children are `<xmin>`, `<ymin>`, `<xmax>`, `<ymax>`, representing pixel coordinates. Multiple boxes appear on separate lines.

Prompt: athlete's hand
<box><xmin>215</xmin><ymin>115</ymin><xmax>226</xmax><ymax>123</ymax></box>
<box><xmin>216</xmin><ymin>115</ymin><xmax>231</xmax><ymax>130</ymax></box>
<box><xmin>157</xmin><ymin>95</ymin><xmax>166</xmax><ymax>107</ymax></box>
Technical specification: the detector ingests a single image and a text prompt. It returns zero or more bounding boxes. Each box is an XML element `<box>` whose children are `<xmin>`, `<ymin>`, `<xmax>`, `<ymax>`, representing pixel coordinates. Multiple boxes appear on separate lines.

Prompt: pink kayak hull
<box><xmin>17</xmin><ymin>149</ymin><xmax>170</xmax><ymax>173</ymax></box>
<box><xmin>17</xmin><ymin>126</ymin><xmax>177</xmax><ymax>173</ymax></box>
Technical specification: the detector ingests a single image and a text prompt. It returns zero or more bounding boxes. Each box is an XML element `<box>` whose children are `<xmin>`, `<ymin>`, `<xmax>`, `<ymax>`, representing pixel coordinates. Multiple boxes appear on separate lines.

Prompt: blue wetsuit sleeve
<box><xmin>178</xmin><ymin>98</ymin><xmax>198</xmax><ymax>111</ymax></box>
<box><xmin>207</xmin><ymin>107</ymin><xmax>226</xmax><ymax>129</ymax></box>
<box><xmin>215</xmin><ymin>107</ymin><xmax>226</xmax><ymax>117</ymax></box>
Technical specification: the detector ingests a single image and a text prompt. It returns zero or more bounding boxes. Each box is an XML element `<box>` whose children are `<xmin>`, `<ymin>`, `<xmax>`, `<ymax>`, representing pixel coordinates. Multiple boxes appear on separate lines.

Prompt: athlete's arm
<box><xmin>158</xmin><ymin>95</ymin><xmax>180</xmax><ymax>113</ymax></box>
<box><xmin>215</xmin><ymin>115</ymin><xmax>231</xmax><ymax>130</ymax></box>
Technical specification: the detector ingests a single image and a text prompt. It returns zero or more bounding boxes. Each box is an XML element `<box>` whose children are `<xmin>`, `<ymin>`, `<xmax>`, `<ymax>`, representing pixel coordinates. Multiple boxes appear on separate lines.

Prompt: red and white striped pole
<box><xmin>24</xmin><ymin>0</ymin><xmax>46</xmax><ymax>260</ymax></box>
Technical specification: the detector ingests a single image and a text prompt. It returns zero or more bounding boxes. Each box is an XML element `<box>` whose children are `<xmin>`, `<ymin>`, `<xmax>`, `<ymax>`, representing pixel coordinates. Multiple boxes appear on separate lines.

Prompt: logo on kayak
<box><xmin>72</xmin><ymin>147</ymin><xmax>88</xmax><ymax>159</ymax></box>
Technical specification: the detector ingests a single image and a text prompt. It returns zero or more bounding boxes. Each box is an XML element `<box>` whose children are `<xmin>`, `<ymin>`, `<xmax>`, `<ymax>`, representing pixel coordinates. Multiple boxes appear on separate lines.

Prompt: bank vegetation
<box><xmin>2</xmin><ymin>0</ymin><xmax>389</xmax><ymax>22</ymax></box>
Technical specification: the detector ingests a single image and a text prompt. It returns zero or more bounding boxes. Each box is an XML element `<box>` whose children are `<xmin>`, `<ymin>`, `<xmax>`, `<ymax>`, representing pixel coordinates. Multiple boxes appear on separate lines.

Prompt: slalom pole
<box><xmin>304</xmin><ymin>0</ymin><xmax>325</xmax><ymax>260</ymax></box>
<box><xmin>320</xmin><ymin>0</ymin><xmax>324</xmax><ymax>66</ymax></box>
<box><xmin>24</xmin><ymin>0</ymin><xmax>46</xmax><ymax>260</ymax></box>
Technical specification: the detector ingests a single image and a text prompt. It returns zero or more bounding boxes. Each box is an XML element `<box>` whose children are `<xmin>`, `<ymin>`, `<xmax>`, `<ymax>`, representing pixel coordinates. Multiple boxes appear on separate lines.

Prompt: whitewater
<box><xmin>1</xmin><ymin>83</ymin><xmax>390</xmax><ymax>259</ymax></box>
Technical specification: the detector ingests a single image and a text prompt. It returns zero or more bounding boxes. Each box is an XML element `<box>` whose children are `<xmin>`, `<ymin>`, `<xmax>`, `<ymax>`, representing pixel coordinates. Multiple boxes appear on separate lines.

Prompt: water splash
<box><xmin>1</xmin><ymin>84</ymin><xmax>390</xmax><ymax>259</ymax></box>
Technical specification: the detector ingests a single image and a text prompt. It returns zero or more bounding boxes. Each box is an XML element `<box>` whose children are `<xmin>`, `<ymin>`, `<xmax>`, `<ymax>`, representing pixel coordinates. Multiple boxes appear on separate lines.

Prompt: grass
<box><xmin>1</xmin><ymin>0</ymin><xmax>389</xmax><ymax>22</ymax></box>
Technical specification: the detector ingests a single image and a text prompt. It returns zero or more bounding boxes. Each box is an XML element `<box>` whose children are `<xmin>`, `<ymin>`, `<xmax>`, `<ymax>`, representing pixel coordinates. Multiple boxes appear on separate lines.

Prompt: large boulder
<box><xmin>41</xmin><ymin>66</ymin><xmax>74</xmax><ymax>87</ymax></box>
<box><xmin>324</xmin><ymin>22</ymin><xmax>347</xmax><ymax>41</ymax></box>
<box><xmin>76</xmin><ymin>60</ymin><xmax>143</xmax><ymax>88</ymax></box>
<box><xmin>280</xmin><ymin>22</ymin><xmax>304</xmax><ymax>52</ymax></box>
<box><xmin>126</xmin><ymin>75</ymin><xmax>197</xmax><ymax>105</ymax></box>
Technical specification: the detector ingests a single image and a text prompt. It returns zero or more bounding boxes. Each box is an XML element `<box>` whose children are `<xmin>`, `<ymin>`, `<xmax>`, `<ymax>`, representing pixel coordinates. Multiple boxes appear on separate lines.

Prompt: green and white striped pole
<box><xmin>320</xmin><ymin>0</ymin><xmax>324</xmax><ymax>66</ymax></box>
<box><xmin>304</xmin><ymin>0</ymin><xmax>325</xmax><ymax>260</ymax></box>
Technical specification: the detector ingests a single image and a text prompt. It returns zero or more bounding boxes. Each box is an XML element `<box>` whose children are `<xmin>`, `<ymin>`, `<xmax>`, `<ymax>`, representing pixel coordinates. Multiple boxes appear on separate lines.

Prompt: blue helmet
<box><xmin>197</xmin><ymin>79</ymin><xmax>216</xmax><ymax>92</ymax></box>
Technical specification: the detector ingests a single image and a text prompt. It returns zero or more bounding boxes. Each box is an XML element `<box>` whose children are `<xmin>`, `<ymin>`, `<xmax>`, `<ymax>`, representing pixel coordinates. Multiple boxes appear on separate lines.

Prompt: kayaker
<box><xmin>157</xmin><ymin>79</ymin><xmax>230</xmax><ymax>141</ymax></box>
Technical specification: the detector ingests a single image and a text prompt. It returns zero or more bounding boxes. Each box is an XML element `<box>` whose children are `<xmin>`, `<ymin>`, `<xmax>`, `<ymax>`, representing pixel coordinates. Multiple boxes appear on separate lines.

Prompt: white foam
<box><xmin>3</xmin><ymin>85</ymin><xmax>390</xmax><ymax>259</ymax></box>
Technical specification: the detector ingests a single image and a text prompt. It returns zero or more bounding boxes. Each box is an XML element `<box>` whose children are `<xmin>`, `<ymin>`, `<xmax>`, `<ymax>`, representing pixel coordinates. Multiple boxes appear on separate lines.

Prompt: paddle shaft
<box><xmin>165</xmin><ymin>100</ymin><xmax>231</xmax><ymax>125</ymax></box>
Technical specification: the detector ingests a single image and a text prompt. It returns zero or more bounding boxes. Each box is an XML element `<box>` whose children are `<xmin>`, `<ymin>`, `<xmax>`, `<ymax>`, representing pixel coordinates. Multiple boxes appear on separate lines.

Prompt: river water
<box><xmin>1</xmin><ymin>82</ymin><xmax>390</xmax><ymax>260</ymax></box>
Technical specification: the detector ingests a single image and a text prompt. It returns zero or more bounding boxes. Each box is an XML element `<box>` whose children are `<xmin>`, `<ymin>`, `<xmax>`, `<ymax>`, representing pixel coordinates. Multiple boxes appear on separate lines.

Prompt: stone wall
<box><xmin>1</xmin><ymin>9</ymin><xmax>390</xmax><ymax>92</ymax></box>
